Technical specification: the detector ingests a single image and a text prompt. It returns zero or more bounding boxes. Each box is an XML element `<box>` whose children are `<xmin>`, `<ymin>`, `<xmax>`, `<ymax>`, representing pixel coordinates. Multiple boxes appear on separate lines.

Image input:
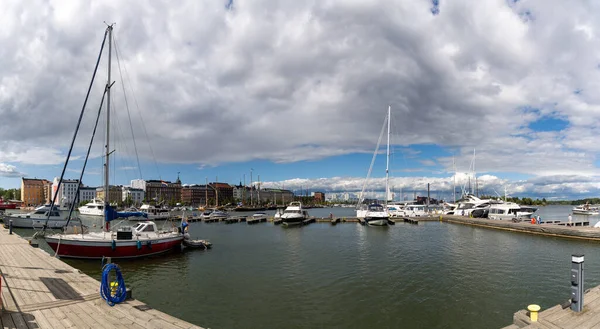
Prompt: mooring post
<box><xmin>571</xmin><ymin>254</ymin><xmax>584</xmax><ymax>312</ymax></box>
<box><xmin>9</xmin><ymin>220</ymin><xmax>13</xmax><ymax>235</ymax></box>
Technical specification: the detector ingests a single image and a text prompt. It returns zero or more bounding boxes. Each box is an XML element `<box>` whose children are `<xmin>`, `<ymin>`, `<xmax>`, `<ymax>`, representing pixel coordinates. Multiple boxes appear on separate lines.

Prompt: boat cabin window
<box><xmin>284</xmin><ymin>210</ymin><xmax>301</xmax><ymax>214</ymax></box>
<box><xmin>34</xmin><ymin>210</ymin><xmax>45</xmax><ymax>215</ymax></box>
<box><xmin>368</xmin><ymin>205</ymin><xmax>384</xmax><ymax>211</ymax></box>
<box><xmin>143</xmin><ymin>225</ymin><xmax>155</xmax><ymax>232</ymax></box>
<box><xmin>133</xmin><ymin>223</ymin><xmax>143</xmax><ymax>230</ymax></box>
<box><xmin>88</xmin><ymin>206</ymin><xmax>96</xmax><ymax>209</ymax></box>
<box><xmin>98</xmin><ymin>206</ymin><xmax>104</xmax><ymax>210</ymax></box>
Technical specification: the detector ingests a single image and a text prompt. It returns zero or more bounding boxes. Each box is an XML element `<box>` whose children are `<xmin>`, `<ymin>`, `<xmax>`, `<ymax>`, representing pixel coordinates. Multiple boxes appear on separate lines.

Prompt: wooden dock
<box><xmin>503</xmin><ymin>284</ymin><xmax>600</xmax><ymax>328</ymax></box>
<box><xmin>0</xmin><ymin>227</ymin><xmax>204</xmax><ymax>329</ymax></box>
<box><xmin>440</xmin><ymin>215</ymin><xmax>600</xmax><ymax>242</ymax></box>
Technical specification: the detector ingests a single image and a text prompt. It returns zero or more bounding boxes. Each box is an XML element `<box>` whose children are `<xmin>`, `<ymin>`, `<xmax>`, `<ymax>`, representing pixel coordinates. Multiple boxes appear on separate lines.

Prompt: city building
<box><xmin>181</xmin><ymin>184</ymin><xmax>214</xmax><ymax>206</ymax></box>
<box><xmin>21</xmin><ymin>178</ymin><xmax>52</xmax><ymax>207</ymax></box>
<box><xmin>79</xmin><ymin>187</ymin><xmax>97</xmax><ymax>203</ymax></box>
<box><xmin>257</xmin><ymin>188</ymin><xmax>294</xmax><ymax>205</ymax></box>
<box><xmin>52</xmin><ymin>177</ymin><xmax>81</xmax><ymax>208</ymax></box>
<box><xmin>145</xmin><ymin>179</ymin><xmax>182</xmax><ymax>205</ymax></box>
<box><xmin>312</xmin><ymin>191</ymin><xmax>325</xmax><ymax>203</ymax></box>
<box><xmin>122</xmin><ymin>187</ymin><xmax>145</xmax><ymax>206</ymax></box>
<box><xmin>96</xmin><ymin>185</ymin><xmax>123</xmax><ymax>204</ymax></box>
<box><xmin>130</xmin><ymin>179</ymin><xmax>146</xmax><ymax>191</ymax></box>
<box><xmin>208</xmin><ymin>182</ymin><xmax>233</xmax><ymax>206</ymax></box>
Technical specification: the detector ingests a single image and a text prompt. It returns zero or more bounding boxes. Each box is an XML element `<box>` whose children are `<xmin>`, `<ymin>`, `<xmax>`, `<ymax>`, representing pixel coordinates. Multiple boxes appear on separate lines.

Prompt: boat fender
<box><xmin>136</xmin><ymin>240</ymin><xmax>142</xmax><ymax>250</ymax></box>
<box><xmin>147</xmin><ymin>240</ymin><xmax>152</xmax><ymax>249</ymax></box>
<box><xmin>111</xmin><ymin>240</ymin><xmax>116</xmax><ymax>250</ymax></box>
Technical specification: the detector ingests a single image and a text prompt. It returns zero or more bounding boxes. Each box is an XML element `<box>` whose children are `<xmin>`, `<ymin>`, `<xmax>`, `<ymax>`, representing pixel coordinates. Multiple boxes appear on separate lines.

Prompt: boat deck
<box><xmin>0</xmin><ymin>226</ymin><xmax>204</xmax><ymax>329</ymax></box>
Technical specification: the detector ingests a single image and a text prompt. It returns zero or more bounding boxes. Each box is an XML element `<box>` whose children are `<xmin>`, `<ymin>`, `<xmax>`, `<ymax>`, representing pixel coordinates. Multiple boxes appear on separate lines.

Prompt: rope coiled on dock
<box><xmin>100</xmin><ymin>263</ymin><xmax>127</xmax><ymax>306</ymax></box>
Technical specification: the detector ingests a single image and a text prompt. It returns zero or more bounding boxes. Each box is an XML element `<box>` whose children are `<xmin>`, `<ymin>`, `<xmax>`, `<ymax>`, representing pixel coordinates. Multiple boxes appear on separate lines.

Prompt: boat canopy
<box><xmin>105</xmin><ymin>205</ymin><xmax>148</xmax><ymax>222</ymax></box>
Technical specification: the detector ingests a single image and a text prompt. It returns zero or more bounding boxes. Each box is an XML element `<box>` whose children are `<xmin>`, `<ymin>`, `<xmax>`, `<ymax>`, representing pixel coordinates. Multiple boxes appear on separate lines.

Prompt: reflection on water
<box><xmin>9</xmin><ymin>205</ymin><xmax>600</xmax><ymax>328</ymax></box>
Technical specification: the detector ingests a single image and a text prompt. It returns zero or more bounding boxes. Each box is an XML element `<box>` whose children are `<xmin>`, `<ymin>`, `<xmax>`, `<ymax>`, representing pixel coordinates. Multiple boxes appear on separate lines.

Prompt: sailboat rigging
<box><xmin>356</xmin><ymin>106</ymin><xmax>392</xmax><ymax>226</ymax></box>
<box><xmin>43</xmin><ymin>25</ymin><xmax>184</xmax><ymax>259</ymax></box>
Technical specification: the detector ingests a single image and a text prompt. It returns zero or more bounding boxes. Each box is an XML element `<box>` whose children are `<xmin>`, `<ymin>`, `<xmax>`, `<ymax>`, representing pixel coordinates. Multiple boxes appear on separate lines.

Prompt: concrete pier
<box><xmin>0</xmin><ymin>226</ymin><xmax>204</xmax><ymax>329</ymax></box>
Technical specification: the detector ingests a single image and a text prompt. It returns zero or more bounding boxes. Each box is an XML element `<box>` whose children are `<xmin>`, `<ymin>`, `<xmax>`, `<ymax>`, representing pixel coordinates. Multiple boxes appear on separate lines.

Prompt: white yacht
<box><xmin>78</xmin><ymin>199</ymin><xmax>104</xmax><ymax>216</ymax></box>
<box><xmin>573</xmin><ymin>204</ymin><xmax>600</xmax><ymax>215</ymax></box>
<box><xmin>281</xmin><ymin>202</ymin><xmax>309</xmax><ymax>226</ymax></box>
<box><xmin>3</xmin><ymin>205</ymin><xmax>69</xmax><ymax>229</ymax></box>
<box><xmin>386</xmin><ymin>203</ymin><xmax>405</xmax><ymax>218</ymax></box>
<box><xmin>138</xmin><ymin>204</ymin><xmax>171</xmax><ymax>220</ymax></box>
<box><xmin>488</xmin><ymin>202</ymin><xmax>537</xmax><ymax>220</ymax></box>
<box><xmin>453</xmin><ymin>194</ymin><xmax>492</xmax><ymax>216</ymax></box>
<box><xmin>364</xmin><ymin>204</ymin><xmax>389</xmax><ymax>226</ymax></box>
<box><xmin>403</xmin><ymin>204</ymin><xmax>428</xmax><ymax>217</ymax></box>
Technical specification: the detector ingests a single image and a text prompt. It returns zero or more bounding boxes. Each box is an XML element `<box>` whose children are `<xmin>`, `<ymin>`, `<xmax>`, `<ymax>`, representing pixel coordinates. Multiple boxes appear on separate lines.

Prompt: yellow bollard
<box><xmin>439</xmin><ymin>215</ymin><xmax>442</xmax><ymax>222</ymax></box>
<box><xmin>528</xmin><ymin>304</ymin><xmax>541</xmax><ymax>322</ymax></box>
<box><xmin>111</xmin><ymin>282</ymin><xmax>119</xmax><ymax>296</ymax></box>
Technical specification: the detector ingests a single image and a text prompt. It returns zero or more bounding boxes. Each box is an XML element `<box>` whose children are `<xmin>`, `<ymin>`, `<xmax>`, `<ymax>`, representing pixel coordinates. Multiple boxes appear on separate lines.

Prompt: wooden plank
<box><xmin>1</xmin><ymin>312</ymin><xmax>15</xmax><ymax>329</ymax></box>
<box><xmin>49</xmin><ymin>307</ymin><xmax>77</xmax><ymax>329</ymax></box>
<box><xmin>0</xmin><ymin>228</ymin><xmax>203</xmax><ymax>329</ymax></box>
<box><xmin>9</xmin><ymin>312</ymin><xmax>29</xmax><ymax>329</ymax></box>
<box><xmin>60</xmin><ymin>306</ymin><xmax>93</xmax><ymax>329</ymax></box>
<box><xmin>37</xmin><ymin>309</ymin><xmax>67</xmax><ymax>329</ymax></box>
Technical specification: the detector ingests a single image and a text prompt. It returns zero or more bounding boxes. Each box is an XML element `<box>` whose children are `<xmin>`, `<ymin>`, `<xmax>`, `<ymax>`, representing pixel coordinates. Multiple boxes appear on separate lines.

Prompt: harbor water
<box><xmin>11</xmin><ymin>205</ymin><xmax>600</xmax><ymax>328</ymax></box>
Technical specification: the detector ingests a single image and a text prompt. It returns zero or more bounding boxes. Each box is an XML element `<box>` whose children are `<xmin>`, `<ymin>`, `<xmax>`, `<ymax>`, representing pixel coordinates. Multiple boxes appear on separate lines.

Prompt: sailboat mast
<box><xmin>453</xmin><ymin>155</ymin><xmax>456</xmax><ymax>203</ymax></box>
<box><xmin>104</xmin><ymin>25</ymin><xmax>113</xmax><ymax>231</ymax></box>
<box><xmin>385</xmin><ymin>105</ymin><xmax>391</xmax><ymax>204</ymax></box>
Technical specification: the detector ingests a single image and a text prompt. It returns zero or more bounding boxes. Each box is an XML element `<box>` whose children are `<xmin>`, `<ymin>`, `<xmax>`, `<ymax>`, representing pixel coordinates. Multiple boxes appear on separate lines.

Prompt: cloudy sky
<box><xmin>2</xmin><ymin>0</ymin><xmax>600</xmax><ymax>200</ymax></box>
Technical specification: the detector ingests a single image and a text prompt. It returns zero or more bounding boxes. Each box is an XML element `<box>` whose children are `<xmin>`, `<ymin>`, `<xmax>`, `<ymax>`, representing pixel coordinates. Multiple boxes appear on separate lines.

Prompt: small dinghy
<box><xmin>183</xmin><ymin>238</ymin><xmax>212</xmax><ymax>250</ymax></box>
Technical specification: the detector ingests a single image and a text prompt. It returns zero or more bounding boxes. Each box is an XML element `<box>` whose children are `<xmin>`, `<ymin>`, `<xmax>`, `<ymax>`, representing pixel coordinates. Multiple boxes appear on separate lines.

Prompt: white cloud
<box><xmin>3</xmin><ymin>0</ymin><xmax>600</xmax><ymax>197</ymax></box>
<box><xmin>0</xmin><ymin>163</ymin><xmax>24</xmax><ymax>177</ymax></box>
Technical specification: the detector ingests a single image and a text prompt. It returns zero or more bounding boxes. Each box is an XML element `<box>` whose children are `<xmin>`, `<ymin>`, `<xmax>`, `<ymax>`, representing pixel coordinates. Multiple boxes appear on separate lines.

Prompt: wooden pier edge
<box><xmin>503</xmin><ymin>285</ymin><xmax>600</xmax><ymax>328</ymax></box>
<box><xmin>0</xmin><ymin>226</ymin><xmax>205</xmax><ymax>329</ymax></box>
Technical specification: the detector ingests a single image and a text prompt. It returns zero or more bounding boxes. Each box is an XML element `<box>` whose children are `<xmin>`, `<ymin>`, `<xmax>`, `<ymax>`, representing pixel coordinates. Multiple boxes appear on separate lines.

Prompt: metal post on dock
<box><xmin>571</xmin><ymin>254</ymin><xmax>584</xmax><ymax>312</ymax></box>
<box><xmin>9</xmin><ymin>220</ymin><xmax>13</xmax><ymax>235</ymax></box>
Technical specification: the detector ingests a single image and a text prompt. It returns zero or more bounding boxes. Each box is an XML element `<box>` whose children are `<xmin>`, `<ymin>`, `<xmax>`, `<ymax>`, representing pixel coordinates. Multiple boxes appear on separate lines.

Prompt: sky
<box><xmin>2</xmin><ymin>0</ymin><xmax>600</xmax><ymax>201</ymax></box>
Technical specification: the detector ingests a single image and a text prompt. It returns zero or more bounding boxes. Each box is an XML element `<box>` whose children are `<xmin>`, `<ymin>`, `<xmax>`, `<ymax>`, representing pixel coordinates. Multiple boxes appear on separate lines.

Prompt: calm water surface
<box><xmin>13</xmin><ymin>205</ymin><xmax>600</xmax><ymax>328</ymax></box>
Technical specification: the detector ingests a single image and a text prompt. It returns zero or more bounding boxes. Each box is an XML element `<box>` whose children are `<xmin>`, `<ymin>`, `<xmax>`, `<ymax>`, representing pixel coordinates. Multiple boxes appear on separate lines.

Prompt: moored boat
<box><xmin>46</xmin><ymin>220</ymin><xmax>183</xmax><ymax>259</ymax></box>
<box><xmin>78</xmin><ymin>199</ymin><xmax>104</xmax><ymax>216</ymax></box>
<box><xmin>3</xmin><ymin>204</ymin><xmax>69</xmax><ymax>229</ymax></box>
<box><xmin>364</xmin><ymin>204</ymin><xmax>389</xmax><ymax>226</ymax></box>
<box><xmin>43</xmin><ymin>25</ymin><xmax>183</xmax><ymax>259</ymax></box>
<box><xmin>0</xmin><ymin>197</ymin><xmax>17</xmax><ymax>210</ymax></box>
<box><xmin>488</xmin><ymin>202</ymin><xmax>537</xmax><ymax>220</ymax></box>
<box><xmin>281</xmin><ymin>202</ymin><xmax>309</xmax><ymax>226</ymax></box>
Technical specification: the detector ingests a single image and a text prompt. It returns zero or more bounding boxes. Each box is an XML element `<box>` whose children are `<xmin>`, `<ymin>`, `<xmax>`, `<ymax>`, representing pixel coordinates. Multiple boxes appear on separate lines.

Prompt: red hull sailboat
<box><xmin>44</xmin><ymin>25</ymin><xmax>184</xmax><ymax>259</ymax></box>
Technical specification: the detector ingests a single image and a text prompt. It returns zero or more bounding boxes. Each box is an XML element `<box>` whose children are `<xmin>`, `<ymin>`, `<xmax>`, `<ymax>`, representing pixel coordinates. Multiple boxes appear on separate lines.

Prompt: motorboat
<box><xmin>273</xmin><ymin>208</ymin><xmax>284</xmax><ymax>220</ymax></box>
<box><xmin>3</xmin><ymin>205</ymin><xmax>69</xmax><ymax>229</ymax></box>
<box><xmin>251</xmin><ymin>212</ymin><xmax>268</xmax><ymax>222</ymax></box>
<box><xmin>488</xmin><ymin>202</ymin><xmax>537</xmax><ymax>220</ymax></box>
<box><xmin>281</xmin><ymin>202</ymin><xmax>309</xmax><ymax>226</ymax></box>
<box><xmin>573</xmin><ymin>204</ymin><xmax>600</xmax><ymax>215</ymax></box>
<box><xmin>454</xmin><ymin>194</ymin><xmax>492</xmax><ymax>216</ymax></box>
<box><xmin>209</xmin><ymin>210</ymin><xmax>229</xmax><ymax>220</ymax></box>
<box><xmin>403</xmin><ymin>204</ymin><xmax>428</xmax><ymax>217</ymax></box>
<box><xmin>364</xmin><ymin>204</ymin><xmax>390</xmax><ymax>226</ymax></box>
<box><xmin>78</xmin><ymin>199</ymin><xmax>104</xmax><ymax>216</ymax></box>
<box><xmin>136</xmin><ymin>204</ymin><xmax>171</xmax><ymax>220</ymax></box>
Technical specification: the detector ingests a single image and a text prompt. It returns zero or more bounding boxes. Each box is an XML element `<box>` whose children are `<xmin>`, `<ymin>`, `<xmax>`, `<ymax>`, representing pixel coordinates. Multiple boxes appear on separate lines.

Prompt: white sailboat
<box><xmin>356</xmin><ymin>106</ymin><xmax>392</xmax><ymax>226</ymax></box>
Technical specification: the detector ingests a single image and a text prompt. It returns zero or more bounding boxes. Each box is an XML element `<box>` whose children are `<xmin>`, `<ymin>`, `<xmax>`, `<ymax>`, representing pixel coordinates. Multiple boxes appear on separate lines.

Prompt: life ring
<box><xmin>530</xmin><ymin>217</ymin><xmax>536</xmax><ymax>224</ymax></box>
